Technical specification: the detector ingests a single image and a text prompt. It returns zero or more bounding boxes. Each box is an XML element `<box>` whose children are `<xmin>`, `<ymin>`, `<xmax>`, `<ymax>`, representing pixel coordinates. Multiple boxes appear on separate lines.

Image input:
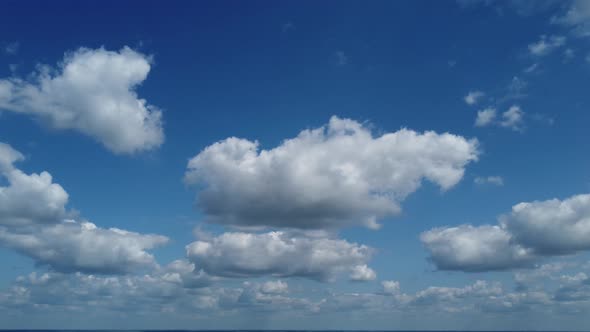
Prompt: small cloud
<box><xmin>282</xmin><ymin>22</ymin><xmax>295</xmax><ymax>33</ymax></box>
<box><xmin>528</xmin><ymin>35</ymin><xmax>566</xmax><ymax>56</ymax></box>
<box><xmin>500</xmin><ymin>105</ymin><xmax>525</xmax><ymax>131</ymax></box>
<box><xmin>523</xmin><ymin>63</ymin><xmax>540</xmax><ymax>74</ymax></box>
<box><xmin>4</xmin><ymin>42</ymin><xmax>19</xmax><ymax>55</ymax></box>
<box><xmin>563</xmin><ymin>48</ymin><xmax>575</xmax><ymax>63</ymax></box>
<box><xmin>464</xmin><ymin>90</ymin><xmax>485</xmax><ymax>105</ymax></box>
<box><xmin>474</xmin><ymin>176</ymin><xmax>504</xmax><ymax>186</ymax></box>
<box><xmin>448</xmin><ymin>60</ymin><xmax>457</xmax><ymax>68</ymax></box>
<box><xmin>335</xmin><ymin>51</ymin><xmax>348</xmax><ymax>66</ymax></box>
<box><xmin>504</xmin><ymin>76</ymin><xmax>528</xmax><ymax>101</ymax></box>
<box><xmin>475</xmin><ymin>107</ymin><xmax>497</xmax><ymax>127</ymax></box>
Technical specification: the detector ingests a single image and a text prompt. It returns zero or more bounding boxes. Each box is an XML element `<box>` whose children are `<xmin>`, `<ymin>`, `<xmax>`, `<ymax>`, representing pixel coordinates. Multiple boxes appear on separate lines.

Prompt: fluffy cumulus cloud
<box><xmin>422</xmin><ymin>193</ymin><xmax>590</xmax><ymax>272</ymax></box>
<box><xmin>0</xmin><ymin>47</ymin><xmax>163</xmax><ymax>154</ymax></box>
<box><xmin>421</xmin><ymin>225</ymin><xmax>533</xmax><ymax>272</ymax></box>
<box><xmin>185</xmin><ymin>116</ymin><xmax>479</xmax><ymax>230</ymax></box>
<box><xmin>528</xmin><ymin>35</ymin><xmax>566</xmax><ymax>56</ymax></box>
<box><xmin>0</xmin><ymin>142</ymin><xmax>168</xmax><ymax>274</ymax></box>
<box><xmin>186</xmin><ymin>231</ymin><xmax>374</xmax><ymax>281</ymax></box>
<box><xmin>502</xmin><ymin>194</ymin><xmax>590</xmax><ymax>255</ymax></box>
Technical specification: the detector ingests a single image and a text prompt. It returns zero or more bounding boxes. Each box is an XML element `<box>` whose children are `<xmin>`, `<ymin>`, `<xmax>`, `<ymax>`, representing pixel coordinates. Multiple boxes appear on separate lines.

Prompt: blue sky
<box><xmin>1</xmin><ymin>0</ymin><xmax>590</xmax><ymax>330</ymax></box>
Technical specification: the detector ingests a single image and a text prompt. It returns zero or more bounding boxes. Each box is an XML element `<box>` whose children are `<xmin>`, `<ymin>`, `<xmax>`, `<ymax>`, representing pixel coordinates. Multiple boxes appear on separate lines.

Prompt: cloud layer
<box><xmin>186</xmin><ymin>231</ymin><xmax>374</xmax><ymax>281</ymax></box>
<box><xmin>185</xmin><ymin>116</ymin><xmax>479</xmax><ymax>230</ymax></box>
<box><xmin>0</xmin><ymin>47</ymin><xmax>163</xmax><ymax>154</ymax></box>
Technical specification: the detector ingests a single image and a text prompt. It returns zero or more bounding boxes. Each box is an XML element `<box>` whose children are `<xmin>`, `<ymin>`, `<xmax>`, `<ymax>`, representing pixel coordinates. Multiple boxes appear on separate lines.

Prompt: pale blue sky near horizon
<box><xmin>1</xmin><ymin>0</ymin><xmax>590</xmax><ymax>330</ymax></box>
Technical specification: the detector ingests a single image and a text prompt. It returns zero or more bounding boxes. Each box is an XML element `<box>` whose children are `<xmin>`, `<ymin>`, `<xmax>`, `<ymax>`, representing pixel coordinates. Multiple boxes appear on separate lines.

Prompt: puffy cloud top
<box><xmin>0</xmin><ymin>47</ymin><xmax>164</xmax><ymax>154</ymax></box>
<box><xmin>185</xmin><ymin>116</ymin><xmax>479</xmax><ymax>230</ymax></box>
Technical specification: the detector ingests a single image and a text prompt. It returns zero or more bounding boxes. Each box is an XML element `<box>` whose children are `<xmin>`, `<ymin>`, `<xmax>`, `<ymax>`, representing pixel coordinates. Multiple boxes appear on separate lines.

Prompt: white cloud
<box><xmin>185</xmin><ymin>116</ymin><xmax>479</xmax><ymax>230</ymax></box>
<box><xmin>260</xmin><ymin>280</ymin><xmax>289</xmax><ymax>294</ymax></box>
<box><xmin>464</xmin><ymin>91</ymin><xmax>485</xmax><ymax>105</ymax></box>
<box><xmin>528</xmin><ymin>35</ymin><xmax>566</xmax><ymax>56</ymax></box>
<box><xmin>421</xmin><ymin>225</ymin><xmax>533</xmax><ymax>272</ymax></box>
<box><xmin>502</xmin><ymin>194</ymin><xmax>590</xmax><ymax>255</ymax></box>
<box><xmin>0</xmin><ymin>142</ymin><xmax>168</xmax><ymax>274</ymax></box>
<box><xmin>186</xmin><ymin>231</ymin><xmax>374</xmax><ymax>281</ymax></box>
<box><xmin>350</xmin><ymin>264</ymin><xmax>377</xmax><ymax>281</ymax></box>
<box><xmin>474</xmin><ymin>107</ymin><xmax>497</xmax><ymax>127</ymax></box>
<box><xmin>0</xmin><ymin>220</ymin><xmax>168</xmax><ymax>274</ymax></box>
<box><xmin>500</xmin><ymin>105</ymin><xmax>525</xmax><ymax>131</ymax></box>
<box><xmin>381</xmin><ymin>280</ymin><xmax>401</xmax><ymax>295</ymax></box>
<box><xmin>474</xmin><ymin>176</ymin><xmax>504</xmax><ymax>186</ymax></box>
<box><xmin>0</xmin><ymin>47</ymin><xmax>164</xmax><ymax>154</ymax></box>
<box><xmin>422</xmin><ymin>193</ymin><xmax>590</xmax><ymax>272</ymax></box>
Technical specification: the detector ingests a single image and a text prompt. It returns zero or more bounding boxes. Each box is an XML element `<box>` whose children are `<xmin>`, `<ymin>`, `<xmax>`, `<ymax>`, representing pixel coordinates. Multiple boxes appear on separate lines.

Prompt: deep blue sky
<box><xmin>1</xmin><ymin>0</ymin><xmax>590</xmax><ymax>330</ymax></box>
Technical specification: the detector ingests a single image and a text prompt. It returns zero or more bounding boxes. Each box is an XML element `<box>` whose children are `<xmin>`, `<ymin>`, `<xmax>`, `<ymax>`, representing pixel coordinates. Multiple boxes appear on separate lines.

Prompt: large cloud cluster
<box><xmin>0</xmin><ymin>47</ymin><xmax>163</xmax><ymax>154</ymax></box>
<box><xmin>422</xmin><ymin>193</ymin><xmax>590</xmax><ymax>271</ymax></box>
<box><xmin>0</xmin><ymin>142</ymin><xmax>168</xmax><ymax>274</ymax></box>
<box><xmin>185</xmin><ymin>116</ymin><xmax>479</xmax><ymax>230</ymax></box>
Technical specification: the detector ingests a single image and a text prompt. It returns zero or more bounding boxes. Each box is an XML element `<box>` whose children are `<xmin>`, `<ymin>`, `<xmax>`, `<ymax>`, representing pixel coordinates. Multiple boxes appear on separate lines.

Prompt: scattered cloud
<box><xmin>474</xmin><ymin>107</ymin><xmax>497</xmax><ymax>127</ymax></box>
<box><xmin>474</xmin><ymin>176</ymin><xmax>504</xmax><ymax>186</ymax></box>
<box><xmin>500</xmin><ymin>105</ymin><xmax>525</xmax><ymax>131</ymax></box>
<box><xmin>3</xmin><ymin>42</ymin><xmax>19</xmax><ymax>55</ymax></box>
<box><xmin>523</xmin><ymin>63</ymin><xmax>540</xmax><ymax>73</ymax></box>
<box><xmin>528</xmin><ymin>35</ymin><xmax>566</xmax><ymax>56</ymax></box>
<box><xmin>464</xmin><ymin>90</ymin><xmax>485</xmax><ymax>105</ymax></box>
<box><xmin>185</xmin><ymin>116</ymin><xmax>479</xmax><ymax>230</ymax></box>
<box><xmin>551</xmin><ymin>0</ymin><xmax>590</xmax><ymax>37</ymax></box>
<box><xmin>422</xmin><ymin>193</ymin><xmax>590</xmax><ymax>272</ymax></box>
<box><xmin>282</xmin><ymin>22</ymin><xmax>295</xmax><ymax>33</ymax></box>
<box><xmin>0</xmin><ymin>142</ymin><xmax>168</xmax><ymax>274</ymax></box>
<box><xmin>563</xmin><ymin>48</ymin><xmax>575</xmax><ymax>62</ymax></box>
<box><xmin>186</xmin><ymin>231</ymin><xmax>374</xmax><ymax>281</ymax></box>
<box><xmin>421</xmin><ymin>225</ymin><xmax>534</xmax><ymax>272</ymax></box>
<box><xmin>0</xmin><ymin>47</ymin><xmax>164</xmax><ymax>154</ymax></box>
<box><xmin>335</xmin><ymin>51</ymin><xmax>348</xmax><ymax>66</ymax></box>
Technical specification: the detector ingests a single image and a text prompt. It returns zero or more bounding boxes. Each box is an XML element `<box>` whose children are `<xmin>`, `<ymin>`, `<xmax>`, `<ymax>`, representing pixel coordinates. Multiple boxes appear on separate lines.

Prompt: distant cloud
<box><xmin>0</xmin><ymin>47</ymin><xmax>164</xmax><ymax>154</ymax></box>
<box><xmin>185</xmin><ymin>116</ymin><xmax>479</xmax><ymax>230</ymax></box>
<box><xmin>528</xmin><ymin>35</ymin><xmax>566</xmax><ymax>56</ymax></box>
<box><xmin>464</xmin><ymin>90</ymin><xmax>485</xmax><ymax>105</ymax></box>
<box><xmin>524</xmin><ymin>63</ymin><xmax>540</xmax><ymax>73</ymax></box>
<box><xmin>500</xmin><ymin>105</ymin><xmax>525</xmax><ymax>131</ymax></box>
<box><xmin>0</xmin><ymin>142</ymin><xmax>168</xmax><ymax>274</ymax></box>
<box><xmin>186</xmin><ymin>231</ymin><xmax>374</xmax><ymax>281</ymax></box>
<box><xmin>474</xmin><ymin>107</ymin><xmax>497</xmax><ymax>127</ymax></box>
<box><xmin>335</xmin><ymin>51</ymin><xmax>348</xmax><ymax>66</ymax></box>
<box><xmin>474</xmin><ymin>176</ymin><xmax>504</xmax><ymax>186</ymax></box>
<box><xmin>551</xmin><ymin>0</ymin><xmax>590</xmax><ymax>37</ymax></box>
<box><xmin>350</xmin><ymin>264</ymin><xmax>377</xmax><ymax>281</ymax></box>
<box><xmin>381</xmin><ymin>280</ymin><xmax>401</xmax><ymax>295</ymax></box>
<box><xmin>563</xmin><ymin>48</ymin><xmax>575</xmax><ymax>62</ymax></box>
<box><xmin>422</xmin><ymin>193</ymin><xmax>590</xmax><ymax>272</ymax></box>
<box><xmin>3</xmin><ymin>42</ymin><xmax>19</xmax><ymax>55</ymax></box>
<box><xmin>282</xmin><ymin>22</ymin><xmax>295</xmax><ymax>33</ymax></box>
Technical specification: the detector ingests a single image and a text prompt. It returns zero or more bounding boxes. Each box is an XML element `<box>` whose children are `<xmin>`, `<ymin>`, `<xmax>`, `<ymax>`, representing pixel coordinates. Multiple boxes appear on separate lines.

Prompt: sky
<box><xmin>0</xmin><ymin>0</ymin><xmax>590</xmax><ymax>330</ymax></box>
